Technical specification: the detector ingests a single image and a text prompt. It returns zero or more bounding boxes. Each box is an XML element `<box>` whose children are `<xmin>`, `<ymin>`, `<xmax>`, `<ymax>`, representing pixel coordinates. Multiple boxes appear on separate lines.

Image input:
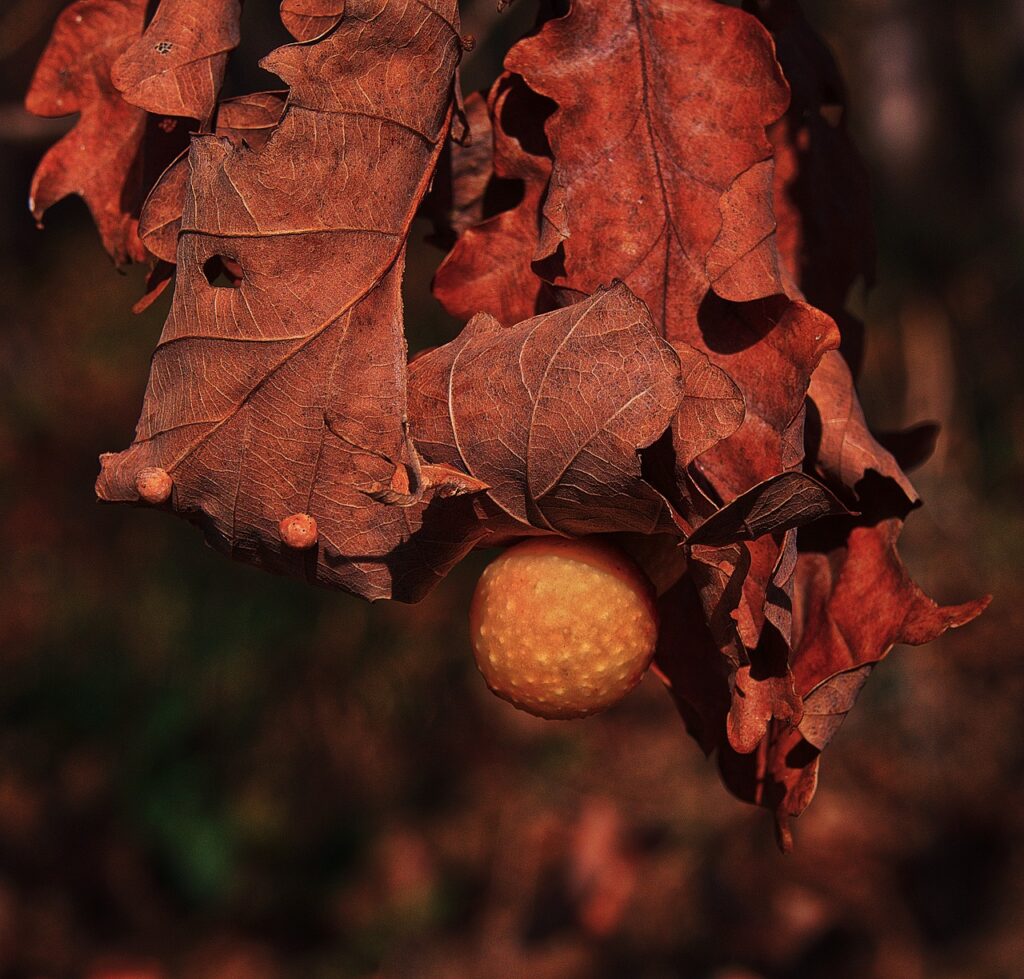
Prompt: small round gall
<box><xmin>279</xmin><ymin>512</ymin><xmax>318</xmax><ymax>550</ymax></box>
<box><xmin>135</xmin><ymin>467</ymin><xmax>173</xmax><ymax>504</ymax></box>
<box><xmin>469</xmin><ymin>537</ymin><xmax>658</xmax><ymax>719</ymax></box>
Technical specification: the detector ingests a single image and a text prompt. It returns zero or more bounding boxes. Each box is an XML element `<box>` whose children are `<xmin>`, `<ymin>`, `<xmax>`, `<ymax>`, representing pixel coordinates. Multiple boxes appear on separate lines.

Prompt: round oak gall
<box><xmin>469</xmin><ymin>537</ymin><xmax>658</xmax><ymax>719</ymax></box>
<box><xmin>134</xmin><ymin>467</ymin><xmax>172</xmax><ymax>504</ymax></box>
<box><xmin>279</xmin><ymin>512</ymin><xmax>318</xmax><ymax>549</ymax></box>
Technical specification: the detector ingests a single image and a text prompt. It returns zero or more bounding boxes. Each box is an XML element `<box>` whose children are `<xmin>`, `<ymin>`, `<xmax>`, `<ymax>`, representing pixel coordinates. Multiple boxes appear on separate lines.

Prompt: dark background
<box><xmin>0</xmin><ymin>1</ymin><xmax>1021</xmax><ymax>976</ymax></box>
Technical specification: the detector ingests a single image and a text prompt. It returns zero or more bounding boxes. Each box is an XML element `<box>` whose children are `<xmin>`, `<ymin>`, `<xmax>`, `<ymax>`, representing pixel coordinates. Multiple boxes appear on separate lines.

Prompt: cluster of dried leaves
<box><xmin>27</xmin><ymin>0</ymin><xmax>987</xmax><ymax>846</ymax></box>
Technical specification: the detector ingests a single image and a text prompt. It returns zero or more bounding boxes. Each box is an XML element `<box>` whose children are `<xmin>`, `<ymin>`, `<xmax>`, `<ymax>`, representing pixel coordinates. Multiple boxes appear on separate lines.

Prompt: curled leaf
<box><xmin>25</xmin><ymin>0</ymin><xmax>149</xmax><ymax>264</ymax></box>
<box><xmin>504</xmin><ymin>0</ymin><xmax>789</xmax><ymax>331</ymax></box>
<box><xmin>433</xmin><ymin>72</ymin><xmax>554</xmax><ymax>325</ymax></box>
<box><xmin>280</xmin><ymin>0</ymin><xmax>346</xmax><ymax>41</ymax></box>
<box><xmin>720</xmin><ymin>518</ymin><xmax>991</xmax><ymax>846</ymax></box>
<box><xmin>408</xmin><ymin>283</ymin><xmax>683</xmax><ymax>538</ymax></box>
<box><xmin>688</xmin><ymin>472</ymin><xmax>848</xmax><ymax>547</ymax></box>
<box><xmin>139</xmin><ymin>92</ymin><xmax>288</xmax><ymax>263</ymax></box>
<box><xmin>806</xmin><ymin>350</ymin><xmax>919</xmax><ymax>509</ymax></box>
<box><xmin>112</xmin><ymin>0</ymin><xmax>242</xmax><ymax>122</ymax></box>
<box><xmin>96</xmin><ymin>0</ymin><xmax>470</xmax><ymax>602</ymax></box>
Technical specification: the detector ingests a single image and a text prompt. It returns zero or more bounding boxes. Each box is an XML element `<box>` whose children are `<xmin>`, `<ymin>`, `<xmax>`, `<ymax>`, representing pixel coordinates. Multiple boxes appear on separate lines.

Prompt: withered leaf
<box><xmin>671</xmin><ymin>343</ymin><xmax>745</xmax><ymax>469</ymax></box>
<box><xmin>688</xmin><ymin>472</ymin><xmax>847</xmax><ymax>547</ymax></box>
<box><xmin>280</xmin><ymin>0</ymin><xmax>346</xmax><ymax>41</ymax></box>
<box><xmin>422</xmin><ymin>90</ymin><xmax>494</xmax><ymax>247</ymax></box>
<box><xmin>727</xmin><ymin>659</ymin><xmax>802</xmax><ymax>757</ymax></box>
<box><xmin>504</xmin><ymin>0</ymin><xmax>789</xmax><ymax>332</ymax></box>
<box><xmin>807</xmin><ymin>350</ymin><xmax>919</xmax><ymax>509</ymax></box>
<box><xmin>407</xmin><ymin>283</ymin><xmax>683</xmax><ymax>538</ymax></box>
<box><xmin>112</xmin><ymin>0</ymin><xmax>242</xmax><ymax>122</ymax></box>
<box><xmin>721</xmin><ymin>518</ymin><xmax>990</xmax><ymax>848</ymax></box>
<box><xmin>97</xmin><ymin>0</ymin><xmax>472</xmax><ymax>602</ymax></box>
<box><xmin>653</xmin><ymin>573</ymin><xmax>733</xmax><ymax>755</ymax></box>
<box><xmin>797</xmin><ymin>662</ymin><xmax>874</xmax><ymax>752</ymax></box>
<box><xmin>692</xmin><ymin>295</ymin><xmax>839</xmax><ymax>500</ymax></box>
<box><xmin>139</xmin><ymin>92</ymin><xmax>288</xmax><ymax>264</ymax></box>
<box><xmin>433</xmin><ymin>72</ymin><xmax>554</xmax><ymax>326</ymax></box>
<box><xmin>25</xmin><ymin>0</ymin><xmax>149</xmax><ymax>265</ymax></box>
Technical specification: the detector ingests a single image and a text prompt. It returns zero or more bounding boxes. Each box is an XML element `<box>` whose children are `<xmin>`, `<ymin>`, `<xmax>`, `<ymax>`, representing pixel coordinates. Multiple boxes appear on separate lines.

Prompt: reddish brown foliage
<box><xmin>111</xmin><ymin>0</ymin><xmax>242</xmax><ymax>122</ymax></box>
<box><xmin>27</xmin><ymin>0</ymin><xmax>987</xmax><ymax>843</ymax></box>
<box><xmin>26</xmin><ymin>0</ymin><xmax>150</xmax><ymax>264</ymax></box>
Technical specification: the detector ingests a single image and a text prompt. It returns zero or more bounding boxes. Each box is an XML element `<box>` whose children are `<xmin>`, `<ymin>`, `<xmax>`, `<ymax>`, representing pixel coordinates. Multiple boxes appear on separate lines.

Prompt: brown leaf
<box><xmin>25</xmin><ymin>0</ymin><xmax>150</xmax><ymax>265</ymax></box>
<box><xmin>727</xmin><ymin>659</ymin><xmax>802</xmax><ymax>756</ymax></box>
<box><xmin>112</xmin><ymin>0</ymin><xmax>242</xmax><ymax>122</ymax></box>
<box><xmin>407</xmin><ymin>283</ymin><xmax>683</xmax><ymax>538</ymax></box>
<box><xmin>688</xmin><ymin>472</ymin><xmax>848</xmax><ymax>547</ymax></box>
<box><xmin>433</xmin><ymin>72</ymin><xmax>554</xmax><ymax>326</ymax></box>
<box><xmin>671</xmin><ymin>343</ymin><xmax>745</xmax><ymax>469</ymax></box>
<box><xmin>421</xmin><ymin>90</ymin><xmax>494</xmax><ymax>247</ymax></box>
<box><xmin>139</xmin><ymin>92</ymin><xmax>288</xmax><ymax>263</ymax></box>
<box><xmin>96</xmin><ymin>0</ymin><xmax>473</xmax><ymax>602</ymax></box>
<box><xmin>806</xmin><ymin>350</ymin><xmax>919</xmax><ymax>509</ymax></box>
<box><xmin>687</xmin><ymin>541</ymin><xmax>751</xmax><ymax>670</ymax></box>
<box><xmin>721</xmin><ymin>518</ymin><xmax>991</xmax><ymax>847</ymax></box>
<box><xmin>692</xmin><ymin>295</ymin><xmax>840</xmax><ymax>500</ymax></box>
<box><xmin>280</xmin><ymin>0</ymin><xmax>346</xmax><ymax>41</ymax></box>
<box><xmin>503</xmin><ymin>0</ymin><xmax>789</xmax><ymax>331</ymax></box>
<box><xmin>796</xmin><ymin>662</ymin><xmax>874</xmax><ymax>752</ymax></box>
<box><xmin>653</xmin><ymin>574</ymin><xmax>733</xmax><ymax>755</ymax></box>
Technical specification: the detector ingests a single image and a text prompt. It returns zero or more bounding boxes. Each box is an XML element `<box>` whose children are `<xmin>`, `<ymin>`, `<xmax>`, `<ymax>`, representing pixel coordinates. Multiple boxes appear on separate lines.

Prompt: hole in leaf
<box><xmin>203</xmin><ymin>255</ymin><xmax>243</xmax><ymax>289</ymax></box>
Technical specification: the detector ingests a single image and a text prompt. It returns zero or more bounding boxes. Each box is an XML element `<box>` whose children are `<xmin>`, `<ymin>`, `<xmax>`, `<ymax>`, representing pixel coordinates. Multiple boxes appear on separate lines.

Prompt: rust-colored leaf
<box><xmin>407</xmin><ymin>283</ymin><xmax>683</xmax><ymax>538</ymax></box>
<box><xmin>422</xmin><ymin>90</ymin><xmax>494</xmax><ymax>247</ymax></box>
<box><xmin>280</xmin><ymin>0</ymin><xmax>346</xmax><ymax>41</ymax></box>
<box><xmin>806</xmin><ymin>349</ymin><xmax>919</xmax><ymax>509</ymax></box>
<box><xmin>692</xmin><ymin>295</ymin><xmax>839</xmax><ymax>500</ymax></box>
<box><xmin>96</xmin><ymin>0</ymin><xmax>472</xmax><ymax>602</ymax></box>
<box><xmin>688</xmin><ymin>472</ymin><xmax>847</xmax><ymax>547</ymax></box>
<box><xmin>503</xmin><ymin>0</ymin><xmax>789</xmax><ymax>330</ymax></box>
<box><xmin>433</xmin><ymin>72</ymin><xmax>554</xmax><ymax>326</ymax></box>
<box><xmin>112</xmin><ymin>0</ymin><xmax>242</xmax><ymax>122</ymax></box>
<box><xmin>670</xmin><ymin>344</ymin><xmax>745</xmax><ymax>469</ymax></box>
<box><xmin>139</xmin><ymin>92</ymin><xmax>288</xmax><ymax>263</ymax></box>
<box><xmin>720</xmin><ymin>518</ymin><xmax>990</xmax><ymax>848</ymax></box>
<box><xmin>25</xmin><ymin>0</ymin><xmax>150</xmax><ymax>265</ymax></box>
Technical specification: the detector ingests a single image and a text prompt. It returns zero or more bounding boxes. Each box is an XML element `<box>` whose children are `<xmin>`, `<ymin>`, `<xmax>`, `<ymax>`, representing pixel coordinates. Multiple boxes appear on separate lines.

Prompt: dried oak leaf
<box><xmin>687</xmin><ymin>471</ymin><xmax>847</xmax><ymax>548</ymax></box>
<box><xmin>112</xmin><ymin>0</ymin><xmax>242</xmax><ymax>122</ymax></box>
<box><xmin>25</xmin><ymin>0</ymin><xmax>150</xmax><ymax>265</ymax></box>
<box><xmin>433</xmin><ymin>71</ymin><xmax>554</xmax><ymax>326</ymax></box>
<box><xmin>407</xmin><ymin>283</ymin><xmax>683</xmax><ymax>539</ymax></box>
<box><xmin>280</xmin><ymin>0</ymin><xmax>346</xmax><ymax>41</ymax></box>
<box><xmin>421</xmin><ymin>90</ymin><xmax>494</xmax><ymax>248</ymax></box>
<box><xmin>669</xmin><ymin>344</ymin><xmax>745</xmax><ymax>472</ymax></box>
<box><xmin>96</xmin><ymin>0</ymin><xmax>474</xmax><ymax>602</ymax></box>
<box><xmin>806</xmin><ymin>349</ymin><xmax>918</xmax><ymax>510</ymax></box>
<box><xmin>503</xmin><ymin>0</ymin><xmax>789</xmax><ymax>331</ymax></box>
<box><xmin>139</xmin><ymin>92</ymin><xmax>288</xmax><ymax>264</ymax></box>
<box><xmin>719</xmin><ymin>517</ymin><xmax>990</xmax><ymax>850</ymax></box>
<box><xmin>678</xmin><ymin>473</ymin><xmax>846</xmax><ymax>752</ymax></box>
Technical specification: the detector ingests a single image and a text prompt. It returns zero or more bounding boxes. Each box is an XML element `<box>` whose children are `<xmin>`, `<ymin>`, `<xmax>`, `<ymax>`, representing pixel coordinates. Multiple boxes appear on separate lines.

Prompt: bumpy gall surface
<box><xmin>279</xmin><ymin>513</ymin><xmax>318</xmax><ymax>549</ymax></box>
<box><xmin>469</xmin><ymin>537</ymin><xmax>658</xmax><ymax>719</ymax></box>
<box><xmin>135</xmin><ymin>467</ymin><xmax>172</xmax><ymax>504</ymax></box>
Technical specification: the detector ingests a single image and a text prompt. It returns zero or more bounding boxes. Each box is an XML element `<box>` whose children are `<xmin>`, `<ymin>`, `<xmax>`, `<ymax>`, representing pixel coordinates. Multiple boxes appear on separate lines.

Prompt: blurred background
<box><xmin>0</xmin><ymin>0</ymin><xmax>1021</xmax><ymax>976</ymax></box>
